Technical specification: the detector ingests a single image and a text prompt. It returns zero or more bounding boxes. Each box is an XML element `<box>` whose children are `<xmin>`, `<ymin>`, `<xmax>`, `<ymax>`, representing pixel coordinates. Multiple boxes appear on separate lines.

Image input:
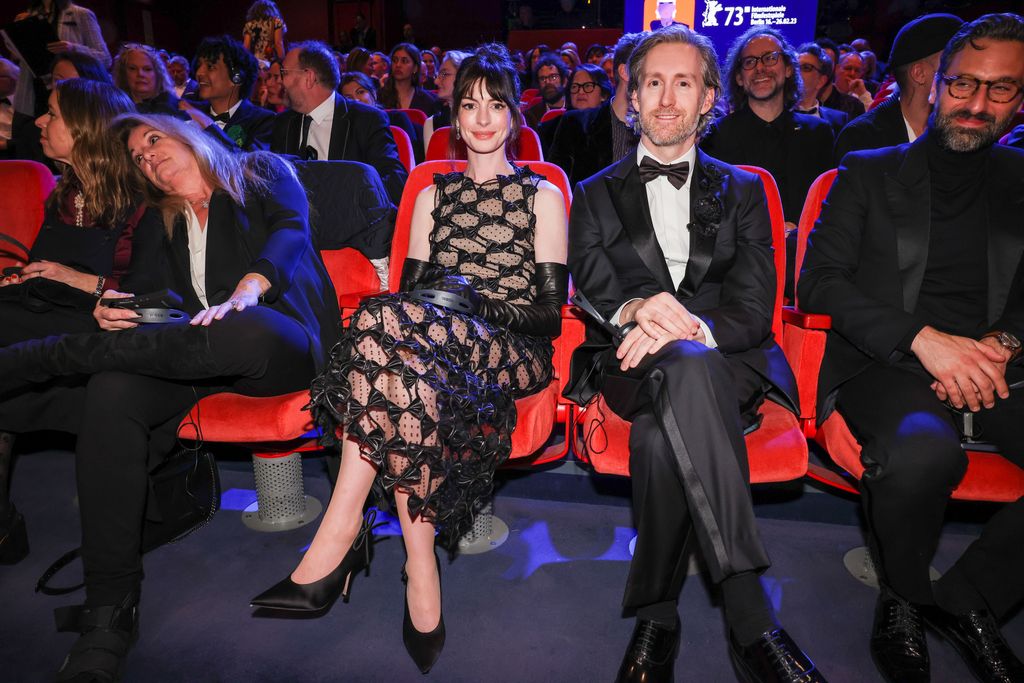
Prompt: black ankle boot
<box><xmin>402</xmin><ymin>554</ymin><xmax>445</xmax><ymax>675</ymax></box>
<box><xmin>54</xmin><ymin>592</ymin><xmax>139</xmax><ymax>683</ymax></box>
<box><xmin>0</xmin><ymin>327</ymin><xmax>219</xmax><ymax>399</ymax></box>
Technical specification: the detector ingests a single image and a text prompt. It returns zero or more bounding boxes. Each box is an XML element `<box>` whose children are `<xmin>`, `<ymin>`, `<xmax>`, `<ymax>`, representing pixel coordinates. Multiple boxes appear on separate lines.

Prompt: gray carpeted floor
<box><xmin>1</xmin><ymin>449</ymin><xmax>1021</xmax><ymax>682</ymax></box>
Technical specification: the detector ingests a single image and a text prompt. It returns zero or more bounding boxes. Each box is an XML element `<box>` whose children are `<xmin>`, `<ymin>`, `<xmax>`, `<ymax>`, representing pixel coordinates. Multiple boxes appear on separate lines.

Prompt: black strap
<box><xmin>36</xmin><ymin>547</ymin><xmax>84</xmax><ymax>595</ymax></box>
<box><xmin>0</xmin><ymin>231</ymin><xmax>32</xmax><ymax>260</ymax></box>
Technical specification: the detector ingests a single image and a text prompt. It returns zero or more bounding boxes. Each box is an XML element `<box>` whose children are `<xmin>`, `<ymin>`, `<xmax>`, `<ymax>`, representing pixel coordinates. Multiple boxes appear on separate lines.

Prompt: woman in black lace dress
<box><xmin>252</xmin><ymin>44</ymin><xmax>568</xmax><ymax>674</ymax></box>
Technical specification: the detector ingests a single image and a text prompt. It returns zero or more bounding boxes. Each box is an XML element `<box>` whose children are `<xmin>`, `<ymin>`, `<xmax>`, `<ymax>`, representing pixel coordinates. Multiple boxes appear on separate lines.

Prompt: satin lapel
<box><xmin>888</xmin><ymin>140</ymin><xmax>930</xmax><ymax>312</ymax></box>
<box><xmin>678</xmin><ymin>150</ymin><xmax>725</xmax><ymax>298</ymax></box>
<box><xmin>986</xmin><ymin>156</ymin><xmax>1024</xmax><ymax>323</ymax></box>
<box><xmin>605</xmin><ymin>156</ymin><xmax>674</xmax><ymax>292</ymax></box>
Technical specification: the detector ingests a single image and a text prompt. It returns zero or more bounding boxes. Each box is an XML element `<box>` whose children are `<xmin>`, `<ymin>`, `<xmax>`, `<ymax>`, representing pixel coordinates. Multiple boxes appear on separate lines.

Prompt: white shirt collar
<box><xmin>307</xmin><ymin>92</ymin><xmax>336</xmax><ymax>124</ymax></box>
<box><xmin>635</xmin><ymin>140</ymin><xmax>698</xmax><ymax>174</ymax></box>
<box><xmin>212</xmin><ymin>99</ymin><xmax>243</xmax><ymax>119</ymax></box>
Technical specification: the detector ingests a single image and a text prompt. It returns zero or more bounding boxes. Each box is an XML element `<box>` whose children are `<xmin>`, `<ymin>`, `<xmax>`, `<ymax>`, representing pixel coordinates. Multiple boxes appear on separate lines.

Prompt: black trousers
<box><xmin>837</xmin><ymin>360</ymin><xmax>1024</xmax><ymax>618</ymax></box>
<box><xmin>600</xmin><ymin>340</ymin><xmax>771</xmax><ymax>610</ymax></box>
<box><xmin>42</xmin><ymin>308</ymin><xmax>317</xmax><ymax>605</ymax></box>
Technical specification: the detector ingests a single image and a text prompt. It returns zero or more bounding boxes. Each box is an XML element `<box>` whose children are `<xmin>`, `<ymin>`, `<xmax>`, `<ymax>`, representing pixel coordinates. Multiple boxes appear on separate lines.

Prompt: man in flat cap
<box><xmin>834</xmin><ymin>13</ymin><xmax>963</xmax><ymax>163</ymax></box>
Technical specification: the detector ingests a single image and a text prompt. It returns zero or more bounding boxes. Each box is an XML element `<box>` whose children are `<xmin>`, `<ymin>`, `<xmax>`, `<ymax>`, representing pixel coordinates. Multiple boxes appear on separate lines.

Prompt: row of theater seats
<box><xmin>2</xmin><ymin>157</ymin><xmax>1021</xmax><ymax>534</ymax></box>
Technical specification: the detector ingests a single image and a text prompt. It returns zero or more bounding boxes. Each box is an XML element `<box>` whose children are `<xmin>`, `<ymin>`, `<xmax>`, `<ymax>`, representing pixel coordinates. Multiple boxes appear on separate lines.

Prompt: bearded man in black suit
<box><xmin>565</xmin><ymin>26</ymin><xmax>826</xmax><ymax>683</ymax></box>
<box><xmin>800</xmin><ymin>13</ymin><xmax>1024</xmax><ymax>683</ymax></box>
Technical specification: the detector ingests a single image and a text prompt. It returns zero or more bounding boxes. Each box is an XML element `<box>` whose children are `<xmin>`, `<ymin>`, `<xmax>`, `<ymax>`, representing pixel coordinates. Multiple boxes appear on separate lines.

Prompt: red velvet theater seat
<box><xmin>576</xmin><ymin>166</ymin><xmax>809</xmax><ymax>484</ymax></box>
<box><xmin>389</xmin><ymin>108</ymin><xmax>428</xmax><ymax>127</ymax></box>
<box><xmin>784</xmin><ymin>169</ymin><xmax>1024</xmax><ymax>502</ymax></box>
<box><xmin>0</xmin><ymin>160</ymin><xmax>56</xmax><ymax>269</ymax></box>
<box><xmin>390</xmin><ymin>125</ymin><xmax>416</xmax><ymax>173</ymax></box>
<box><xmin>425</xmin><ymin>126</ymin><xmax>545</xmax><ymax>162</ymax></box>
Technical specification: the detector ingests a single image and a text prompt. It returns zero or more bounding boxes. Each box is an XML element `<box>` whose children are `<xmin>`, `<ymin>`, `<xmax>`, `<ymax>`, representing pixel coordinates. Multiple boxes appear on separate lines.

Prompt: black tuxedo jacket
<box><xmin>548</xmin><ymin>99</ymin><xmax>613</xmax><ymax>186</ymax></box>
<box><xmin>271</xmin><ymin>94</ymin><xmax>408</xmax><ymax>206</ymax></box>
<box><xmin>202</xmin><ymin>99</ymin><xmax>276</xmax><ymax>152</ymax></box>
<box><xmin>818</xmin><ymin>105</ymin><xmax>849</xmax><ymax>138</ymax></box>
<box><xmin>833</xmin><ymin>95</ymin><xmax>909</xmax><ymax>165</ymax></box>
<box><xmin>123</xmin><ymin>160</ymin><xmax>340</xmax><ymax>372</ymax></box>
<box><xmin>822</xmin><ymin>87</ymin><xmax>866</xmax><ymax>120</ymax></box>
<box><xmin>799</xmin><ymin>138</ymin><xmax>1024</xmax><ymax>419</ymax></box>
<box><xmin>565</xmin><ymin>149</ymin><xmax>798</xmax><ymax>411</ymax></box>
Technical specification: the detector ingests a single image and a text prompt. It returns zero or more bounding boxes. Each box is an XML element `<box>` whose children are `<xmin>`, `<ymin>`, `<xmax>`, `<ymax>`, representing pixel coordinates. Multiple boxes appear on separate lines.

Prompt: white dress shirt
<box><xmin>304</xmin><ymin>93</ymin><xmax>336</xmax><ymax>161</ymax></box>
<box><xmin>612</xmin><ymin>141</ymin><xmax>717</xmax><ymax>348</ymax></box>
<box><xmin>902</xmin><ymin>112</ymin><xmax>919</xmax><ymax>143</ymax></box>
<box><xmin>185</xmin><ymin>205</ymin><xmax>210</xmax><ymax>309</ymax></box>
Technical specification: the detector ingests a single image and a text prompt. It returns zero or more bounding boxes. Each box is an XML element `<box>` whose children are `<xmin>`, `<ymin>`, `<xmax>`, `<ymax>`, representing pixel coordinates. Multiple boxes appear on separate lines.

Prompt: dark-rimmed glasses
<box><xmin>940</xmin><ymin>74</ymin><xmax>1022</xmax><ymax>104</ymax></box>
<box><xmin>569</xmin><ymin>81</ymin><xmax>598</xmax><ymax>94</ymax></box>
<box><xmin>741</xmin><ymin>51</ymin><xmax>782</xmax><ymax>71</ymax></box>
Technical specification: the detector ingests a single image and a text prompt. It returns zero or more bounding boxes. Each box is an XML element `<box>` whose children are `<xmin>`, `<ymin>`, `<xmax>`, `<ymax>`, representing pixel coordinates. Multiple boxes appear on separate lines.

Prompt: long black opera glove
<box><xmin>476</xmin><ymin>262</ymin><xmax>568</xmax><ymax>338</ymax></box>
<box><xmin>399</xmin><ymin>257</ymin><xmax>436</xmax><ymax>292</ymax></box>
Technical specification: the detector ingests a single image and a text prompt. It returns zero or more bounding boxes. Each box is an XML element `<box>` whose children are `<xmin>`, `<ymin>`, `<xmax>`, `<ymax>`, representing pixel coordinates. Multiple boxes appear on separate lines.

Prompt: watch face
<box><xmin>1001</xmin><ymin>332</ymin><xmax>1022</xmax><ymax>350</ymax></box>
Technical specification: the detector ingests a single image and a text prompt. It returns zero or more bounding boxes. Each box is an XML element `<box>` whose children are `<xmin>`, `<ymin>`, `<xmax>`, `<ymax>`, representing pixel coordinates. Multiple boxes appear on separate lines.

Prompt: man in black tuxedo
<box><xmin>272</xmin><ymin>41</ymin><xmax>407</xmax><ymax>207</ymax></box>
<box><xmin>566</xmin><ymin>26</ymin><xmax>825</xmax><ymax>683</ymax></box>
<box><xmin>548</xmin><ymin>32</ymin><xmax>643</xmax><ymax>186</ymax></box>
<box><xmin>180</xmin><ymin>36</ymin><xmax>276</xmax><ymax>152</ymax></box>
<box><xmin>800</xmin><ymin>14</ymin><xmax>1024</xmax><ymax>682</ymax></box>
<box><xmin>834</xmin><ymin>13</ymin><xmax>962</xmax><ymax>164</ymax></box>
<box><xmin>795</xmin><ymin>44</ymin><xmax>849</xmax><ymax>137</ymax></box>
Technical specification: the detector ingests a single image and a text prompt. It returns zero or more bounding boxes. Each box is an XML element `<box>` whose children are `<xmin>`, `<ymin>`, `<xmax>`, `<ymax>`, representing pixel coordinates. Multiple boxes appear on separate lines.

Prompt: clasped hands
<box><xmin>911</xmin><ymin>326</ymin><xmax>1013</xmax><ymax>412</ymax></box>
<box><xmin>616</xmin><ymin>292</ymin><xmax>706</xmax><ymax>371</ymax></box>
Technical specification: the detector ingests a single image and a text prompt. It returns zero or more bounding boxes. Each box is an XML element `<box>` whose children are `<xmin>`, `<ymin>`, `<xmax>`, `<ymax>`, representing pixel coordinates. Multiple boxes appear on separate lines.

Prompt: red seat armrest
<box><xmin>782</xmin><ymin>306</ymin><xmax>832</xmax><ymax>330</ymax></box>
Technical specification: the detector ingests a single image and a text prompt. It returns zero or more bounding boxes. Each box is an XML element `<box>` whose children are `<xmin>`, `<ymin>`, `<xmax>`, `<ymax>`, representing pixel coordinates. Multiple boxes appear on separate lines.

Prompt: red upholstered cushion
<box><xmin>0</xmin><ymin>160</ymin><xmax>55</xmax><ymax>268</ymax></box>
<box><xmin>508</xmin><ymin>380</ymin><xmax>559</xmax><ymax>458</ymax></box>
<box><xmin>819</xmin><ymin>411</ymin><xmax>1024</xmax><ymax>503</ymax></box>
<box><xmin>579</xmin><ymin>396</ymin><xmax>808</xmax><ymax>482</ymax></box>
<box><xmin>181</xmin><ymin>390</ymin><xmax>314</xmax><ymax>443</ymax></box>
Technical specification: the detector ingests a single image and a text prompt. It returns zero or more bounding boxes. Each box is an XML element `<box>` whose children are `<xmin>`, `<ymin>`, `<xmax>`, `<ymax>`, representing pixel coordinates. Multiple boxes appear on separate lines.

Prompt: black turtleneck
<box><xmin>914</xmin><ymin>131</ymin><xmax>991</xmax><ymax>338</ymax></box>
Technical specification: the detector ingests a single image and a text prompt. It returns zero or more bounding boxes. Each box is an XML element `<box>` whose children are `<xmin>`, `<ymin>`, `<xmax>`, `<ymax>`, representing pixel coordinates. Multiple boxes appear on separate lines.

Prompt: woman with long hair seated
<box><xmin>251</xmin><ymin>44</ymin><xmax>568</xmax><ymax>675</ymax></box>
<box><xmin>0</xmin><ymin>113</ymin><xmax>339</xmax><ymax>681</ymax></box>
<box><xmin>0</xmin><ymin>78</ymin><xmax>150</xmax><ymax>566</ymax></box>
<box><xmin>378</xmin><ymin>42</ymin><xmax>441</xmax><ymax>116</ymax></box>
<box><xmin>112</xmin><ymin>43</ymin><xmax>186</xmax><ymax>118</ymax></box>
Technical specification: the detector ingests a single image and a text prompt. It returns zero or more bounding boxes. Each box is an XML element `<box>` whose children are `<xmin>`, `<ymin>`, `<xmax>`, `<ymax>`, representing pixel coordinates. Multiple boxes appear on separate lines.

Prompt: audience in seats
<box><xmin>815</xmin><ymin>51</ymin><xmax>865</xmax><ymax>119</ymax></box>
<box><xmin>701</xmin><ymin>25</ymin><xmax>834</xmax><ymax>299</ymax></box>
<box><xmin>0</xmin><ymin>78</ymin><xmax>144</xmax><ymax>569</ymax></box>
<box><xmin>350</xmin><ymin>12</ymin><xmax>376</xmax><ymax>51</ymax></box>
<box><xmin>252</xmin><ymin>44</ymin><xmax>568</xmax><ymax>676</ymax></box>
<box><xmin>241</xmin><ymin>0</ymin><xmax>287</xmax><ymax>63</ymax></box>
<box><xmin>167</xmin><ymin>55</ymin><xmax>198</xmax><ymax>100</ymax></box>
<box><xmin>834</xmin><ymin>13</ymin><xmax>963</xmax><ymax>164</ymax></box>
<box><xmin>834</xmin><ymin>51</ymin><xmax>874</xmax><ymax>109</ymax></box>
<box><xmin>339</xmin><ymin>71</ymin><xmax>421</xmax><ymax>162</ymax></box>
<box><xmin>422</xmin><ymin>50</ymin><xmax>471</xmax><ymax>156</ymax></box>
<box><xmin>566</xmin><ymin>63</ymin><xmax>611</xmax><ymax>111</ymax></box>
<box><xmin>525</xmin><ymin>53</ymin><xmax>569</xmax><ymax>129</ymax></box>
<box><xmin>50</xmin><ymin>50</ymin><xmax>112</xmax><ymax>85</ymax></box>
<box><xmin>368</xmin><ymin>51</ymin><xmax>390</xmax><ymax>82</ymax></box>
<box><xmin>377</xmin><ymin>42</ymin><xmax>440</xmax><ymax>116</ymax></box>
<box><xmin>564</xmin><ymin>25</ymin><xmax>825</xmax><ymax>683</ymax></box>
<box><xmin>794</xmin><ymin>43</ymin><xmax>849</xmax><ymax>136</ymax></box>
<box><xmin>0</xmin><ymin>112</ymin><xmax>340</xmax><ymax>682</ymax></box>
<box><xmin>0</xmin><ymin>57</ymin><xmax>46</xmax><ymax>164</ymax></box>
<box><xmin>272</xmin><ymin>41</ymin><xmax>407</xmax><ymax>206</ymax></box>
<box><xmin>113</xmin><ymin>43</ymin><xmax>185</xmax><ymax>119</ymax></box>
<box><xmin>799</xmin><ymin>13</ymin><xmax>1024</xmax><ymax>683</ymax></box>
<box><xmin>548</xmin><ymin>32</ymin><xmax>643</xmax><ymax>186</ymax></box>
<box><xmin>179</xmin><ymin>36</ymin><xmax>276</xmax><ymax>152</ymax></box>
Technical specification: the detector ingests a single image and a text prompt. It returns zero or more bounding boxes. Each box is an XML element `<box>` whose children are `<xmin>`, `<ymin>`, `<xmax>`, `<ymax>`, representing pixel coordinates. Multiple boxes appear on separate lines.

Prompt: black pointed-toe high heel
<box><xmin>250</xmin><ymin>509</ymin><xmax>381</xmax><ymax>614</ymax></box>
<box><xmin>402</xmin><ymin>554</ymin><xmax>445</xmax><ymax>675</ymax></box>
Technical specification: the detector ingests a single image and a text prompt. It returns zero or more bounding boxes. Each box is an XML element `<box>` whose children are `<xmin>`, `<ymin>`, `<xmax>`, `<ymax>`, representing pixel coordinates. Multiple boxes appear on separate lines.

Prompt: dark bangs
<box><xmin>448</xmin><ymin>44</ymin><xmax>522</xmax><ymax>159</ymax></box>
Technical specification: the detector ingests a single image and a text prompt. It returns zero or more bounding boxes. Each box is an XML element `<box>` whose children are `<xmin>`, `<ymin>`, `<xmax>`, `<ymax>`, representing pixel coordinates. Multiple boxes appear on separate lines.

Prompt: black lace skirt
<box><xmin>309</xmin><ymin>292</ymin><xmax>553</xmax><ymax>548</ymax></box>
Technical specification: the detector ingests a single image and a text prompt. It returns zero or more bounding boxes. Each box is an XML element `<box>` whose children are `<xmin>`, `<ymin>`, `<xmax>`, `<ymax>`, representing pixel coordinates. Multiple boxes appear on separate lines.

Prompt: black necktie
<box><xmin>638</xmin><ymin>156</ymin><xmax>690</xmax><ymax>190</ymax></box>
<box><xmin>211</xmin><ymin>111</ymin><xmax>230</xmax><ymax>123</ymax></box>
<box><xmin>299</xmin><ymin>114</ymin><xmax>313</xmax><ymax>149</ymax></box>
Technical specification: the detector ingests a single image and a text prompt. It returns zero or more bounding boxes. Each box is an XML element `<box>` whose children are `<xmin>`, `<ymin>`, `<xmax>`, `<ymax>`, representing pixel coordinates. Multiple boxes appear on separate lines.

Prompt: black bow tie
<box><xmin>211</xmin><ymin>111</ymin><xmax>231</xmax><ymax>123</ymax></box>
<box><xmin>639</xmin><ymin>156</ymin><xmax>690</xmax><ymax>190</ymax></box>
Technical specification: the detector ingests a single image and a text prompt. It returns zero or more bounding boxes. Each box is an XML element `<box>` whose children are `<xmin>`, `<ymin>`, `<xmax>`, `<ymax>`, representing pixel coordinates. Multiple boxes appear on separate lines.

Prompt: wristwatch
<box><xmin>982</xmin><ymin>330</ymin><xmax>1022</xmax><ymax>361</ymax></box>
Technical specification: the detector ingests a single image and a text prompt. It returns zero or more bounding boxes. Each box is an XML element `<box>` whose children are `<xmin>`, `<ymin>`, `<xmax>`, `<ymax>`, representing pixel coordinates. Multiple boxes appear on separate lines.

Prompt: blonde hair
<box><xmin>113</xmin><ymin>43</ymin><xmax>174</xmax><ymax>100</ymax></box>
<box><xmin>113</xmin><ymin>113</ymin><xmax>297</xmax><ymax>237</ymax></box>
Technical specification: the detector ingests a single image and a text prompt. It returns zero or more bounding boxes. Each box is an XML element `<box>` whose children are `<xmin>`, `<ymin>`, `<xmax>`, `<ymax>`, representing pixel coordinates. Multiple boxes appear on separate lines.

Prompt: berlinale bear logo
<box><xmin>702</xmin><ymin>0</ymin><xmax>724</xmax><ymax>27</ymax></box>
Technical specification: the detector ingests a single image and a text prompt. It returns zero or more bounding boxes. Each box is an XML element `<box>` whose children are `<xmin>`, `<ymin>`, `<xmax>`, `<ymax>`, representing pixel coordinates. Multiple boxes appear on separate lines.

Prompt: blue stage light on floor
<box><xmin>221</xmin><ymin>488</ymin><xmax>258</xmax><ymax>511</ymax></box>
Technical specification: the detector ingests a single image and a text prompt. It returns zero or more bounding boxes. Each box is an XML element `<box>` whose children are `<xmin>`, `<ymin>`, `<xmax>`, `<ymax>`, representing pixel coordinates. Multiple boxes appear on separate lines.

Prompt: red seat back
<box><xmin>390</xmin><ymin>108</ymin><xmax>427</xmax><ymax>127</ymax></box>
<box><xmin>521</xmin><ymin>88</ymin><xmax>539</xmax><ymax>102</ymax></box>
<box><xmin>794</xmin><ymin>169</ymin><xmax>838</xmax><ymax>308</ymax></box>
<box><xmin>425</xmin><ymin>126</ymin><xmax>452</xmax><ymax>161</ymax></box>
<box><xmin>0</xmin><ymin>160</ymin><xmax>55</xmax><ymax>267</ymax></box>
<box><xmin>539</xmin><ymin>108</ymin><xmax>565</xmax><ymax>124</ymax></box>
<box><xmin>389</xmin><ymin>125</ymin><xmax>415</xmax><ymax>172</ymax></box>
<box><xmin>737</xmin><ymin>165</ymin><xmax>787</xmax><ymax>341</ymax></box>
<box><xmin>425</xmin><ymin>126</ymin><xmax>544</xmax><ymax>163</ymax></box>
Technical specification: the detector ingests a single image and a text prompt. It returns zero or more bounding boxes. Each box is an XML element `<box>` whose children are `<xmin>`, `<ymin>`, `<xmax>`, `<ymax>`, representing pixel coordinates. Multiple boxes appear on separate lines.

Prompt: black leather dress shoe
<box><xmin>870</xmin><ymin>591</ymin><xmax>930</xmax><ymax>683</ymax></box>
<box><xmin>920</xmin><ymin>605</ymin><xmax>1024</xmax><ymax>683</ymax></box>
<box><xmin>615</xmin><ymin>619</ymin><xmax>679</xmax><ymax>683</ymax></box>
<box><xmin>728</xmin><ymin>628</ymin><xmax>827</xmax><ymax>682</ymax></box>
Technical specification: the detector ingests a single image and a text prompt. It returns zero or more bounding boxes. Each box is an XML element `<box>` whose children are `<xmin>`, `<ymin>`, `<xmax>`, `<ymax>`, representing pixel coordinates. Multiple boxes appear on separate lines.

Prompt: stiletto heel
<box><xmin>250</xmin><ymin>509</ymin><xmax>381</xmax><ymax>614</ymax></box>
<box><xmin>402</xmin><ymin>553</ymin><xmax>445</xmax><ymax>674</ymax></box>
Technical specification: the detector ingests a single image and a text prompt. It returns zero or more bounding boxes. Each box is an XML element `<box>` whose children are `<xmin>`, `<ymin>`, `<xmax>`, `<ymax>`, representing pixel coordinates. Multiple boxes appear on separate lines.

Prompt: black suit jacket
<box><xmin>565</xmin><ymin>149</ymin><xmax>798</xmax><ymax>411</ymax></box>
<box><xmin>821</xmin><ymin>87</ymin><xmax>866</xmax><ymax>120</ymax></box>
<box><xmin>798</xmin><ymin>138</ymin><xmax>1024</xmax><ymax>419</ymax></box>
<box><xmin>818</xmin><ymin>105</ymin><xmax>849</xmax><ymax>138</ymax></box>
<box><xmin>123</xmin><ymin>159</ymin><xmax>340</xmax><ymax>372</ymax></box>
<box><xmin>0</xmin><ymin>111</ymin><xmax>50</xmax><ymax>168</ymax></box>
<box><xmin>271</xmin><ymin>94</ymin><xmax>408</xmax><ymax>206</ymax></box>
<box><xmin>548</xmin><ymin>100</ymin><xmax>613</xmax><ymax>186</ymax></box>
<box><xmin>833</xmin><ymin>95</ymin><xmax>909</xmax><ymax>165</ymax></box>
<box><xmin>202</xmin><ymin>99</ymin><xmax>276</xmax><ymax>152</ymax></box>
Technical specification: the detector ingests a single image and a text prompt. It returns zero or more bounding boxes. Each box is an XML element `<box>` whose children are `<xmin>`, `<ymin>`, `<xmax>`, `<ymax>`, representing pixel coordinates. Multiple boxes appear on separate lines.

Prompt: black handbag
<box><xmin>36</xmin><ymin>400</ymin><xmax>221</xmax><ymax>596</ymax></box>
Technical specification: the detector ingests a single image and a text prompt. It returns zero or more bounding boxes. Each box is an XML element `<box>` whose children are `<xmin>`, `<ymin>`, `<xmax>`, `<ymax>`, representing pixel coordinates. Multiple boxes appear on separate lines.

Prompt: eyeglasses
<box><xmin>940</xmin><ymin>74</ymin><xmax>1022</xmax><ymax>104</ymax></box>
<box><xmin>569</xmin><ymin>81</ymin><xmax>598</xmax><ymax>94</ymax></box>
<box><xmin>279</xmin><ymin>68</ymin><xmax>308</xmax><ymax>78</ymax></box>
<box><xmin>537</xmin><ymin>73</ymin><xmax>562</xmax><ymax>84</ymax></box>
<box><xmin>799</xmin><ymin>63</ymin><xmax>824</xmax><ymax>75</ymax></box>
<box><xmin>740</xmin><ymin>51</ymin><xmax>782</xmax><ymax>71</ymax></box>
<box><xmin>436</xmin><ymin>70</ymin><xmax>455</xmax><ymax>80</ymax></box>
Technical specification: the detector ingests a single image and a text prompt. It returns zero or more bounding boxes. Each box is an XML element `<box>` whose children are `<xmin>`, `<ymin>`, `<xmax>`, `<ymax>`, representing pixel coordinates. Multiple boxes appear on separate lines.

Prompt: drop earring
<box><xmin>455</xmin><ymin>125</ymin><xmax>461</xmax><ymax>140</ymax></box>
